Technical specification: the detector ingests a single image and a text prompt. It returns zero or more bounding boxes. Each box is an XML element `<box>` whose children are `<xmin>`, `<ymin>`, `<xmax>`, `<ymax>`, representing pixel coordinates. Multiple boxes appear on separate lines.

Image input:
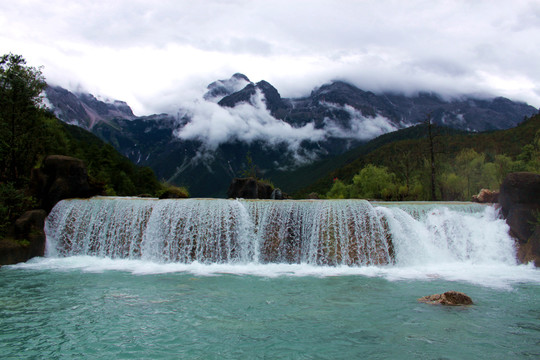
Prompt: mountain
<box><xmin>203</xmin><ymin>73</ymin><xmax>251</xmax><ymax>102</ymax></box>
<box><xmin>45</xmin><ymin>85</ymin><xmax>135</xmax><ymax>129</ymax></box>
<box><xmin>44</xmin><ymin>76</ymin><xmax>538</xmax><ymax>197</ymax></box>
<box><xmin>215</xmin><ymin>79</ymin><xmax>536</xmax><ymax>131</ymax></box>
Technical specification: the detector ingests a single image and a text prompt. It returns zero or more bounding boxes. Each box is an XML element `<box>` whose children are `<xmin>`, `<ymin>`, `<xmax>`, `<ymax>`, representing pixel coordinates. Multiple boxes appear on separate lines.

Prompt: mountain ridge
<box><xmin>44</xmin><ymin>75</ymin><xmax>538</xmax><ymax>197</ymax></box>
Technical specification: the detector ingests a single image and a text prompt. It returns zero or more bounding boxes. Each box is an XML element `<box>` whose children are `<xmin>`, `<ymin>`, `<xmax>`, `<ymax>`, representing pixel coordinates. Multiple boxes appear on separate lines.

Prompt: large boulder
<box><xmin>499</xmin><ymin>172</ymin><xmax>540</xmax><ymax>266</ymax></box>
<box><xmin>418</xmin><ymin>291</ymin><xmax>473</xmax><ymax>306</ymax></box>
<box><xmin>499</xmin><ymin>172</ymin><xmax>540</xmax><ymax>217</ymax></box>
<box><xmin>0</xmin><ymin>210</ymin><xmax>47</xmax><ymax>265</ymax></box>
<box><xmin>1</xmin><ymin>156</ymin><xmax>102</xmax><ymax>265</ymax></box>
<box><xmin>517</xmin><ymin>225</ymin><xmax>540</xmax><ymax>265</ymax></box>
<box><xmin>271</xmin><ymin>188</ymin><xmax>283</xmax><ymax>200</ymax></box>
<box><xmin>32</xmin><ymin>155</ymin><xmax>102</xmax><ymax>212</ymax></box>
<box><xmin>227</xmin><ymin>178</ymin><xmax>274</xmax><ymax>199</ymax></box>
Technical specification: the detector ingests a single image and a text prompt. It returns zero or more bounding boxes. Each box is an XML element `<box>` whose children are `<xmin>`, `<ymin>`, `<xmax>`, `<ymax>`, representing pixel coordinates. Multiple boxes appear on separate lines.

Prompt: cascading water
<box><xmin>44</xmin><ymin>197</ymin><xmax>517</xmax><ymax>267</ymax></box>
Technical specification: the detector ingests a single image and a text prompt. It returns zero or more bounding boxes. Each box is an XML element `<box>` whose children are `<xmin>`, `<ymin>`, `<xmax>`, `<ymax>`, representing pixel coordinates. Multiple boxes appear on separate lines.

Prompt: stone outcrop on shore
<box><xmin>499</xmin><ymin>172</ymin><xmax>540</xmax><ymax>266</ymax></box>
<box><xmin>0</xmin><ymin>155</ymin><xmax>102</xmax><ymax>266</ymax></box>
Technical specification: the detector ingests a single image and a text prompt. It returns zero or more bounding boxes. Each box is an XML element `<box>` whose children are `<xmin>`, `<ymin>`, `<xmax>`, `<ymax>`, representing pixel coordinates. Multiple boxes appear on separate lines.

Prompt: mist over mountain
<box><xmin>45</xmin><ymin>75</ymin><xmax>538</xmax><ymax>196</ymax></box>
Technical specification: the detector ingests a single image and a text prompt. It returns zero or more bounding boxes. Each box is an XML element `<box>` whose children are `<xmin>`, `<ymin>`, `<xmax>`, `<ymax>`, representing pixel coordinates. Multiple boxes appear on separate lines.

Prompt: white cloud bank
<box><xmin>1</xmin><ymin>0</ymin><xmax>539</xmax><ymax>115</ymax></box>
<box><xmin>172</xmin><ymin>89</ymin><xmax>399</xmax><ymax>164</ymax></box>
<box><xmin>321</xmin><ymin>103</ymin><xmax>399</xmax><ymax>141</ymax></box>
<box><xmin>175</xmin><ymin>90</ymin><xmax>325</xmax><ymax>151</ymax></box>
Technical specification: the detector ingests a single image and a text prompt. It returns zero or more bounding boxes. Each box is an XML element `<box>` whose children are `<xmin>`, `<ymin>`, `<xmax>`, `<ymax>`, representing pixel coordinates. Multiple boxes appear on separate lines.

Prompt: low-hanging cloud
<box><xmin>175</xmin><ymin>90</ymin><xmax>326</xmax><ymax>161</ymax></box>
<box><xmin>173</xmin><ymin>87</ymin><xmax>402</xmax><ymax>166</ymax></box>
<box><xmin>321</xmin><ymin>102</ymin><xmax>399</xmax><ymax>140</ymax></box>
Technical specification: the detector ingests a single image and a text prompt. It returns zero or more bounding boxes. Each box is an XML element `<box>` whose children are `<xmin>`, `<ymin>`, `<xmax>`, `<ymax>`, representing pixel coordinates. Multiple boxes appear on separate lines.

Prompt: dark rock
<box><xmin>14</xmin><ymin>210</ymin><xmax>47</xmax><ymax>258</ymax></box>
<box><xmin>499</xmin><ymin>172</ymin><xmax>540</xmax><ymax>217</ymax></box>
<box><xmin>271</xmin><ymin>188</ymin><xmax>283</xmax><ymax>200</ymax></box>
<box><xmin>31</xmin><ymin>155</ymin><xmax>102</xmax><ymax>212</ymax></box>
<box><xmin>499</xmin><ymin>172</ymin><xmax>540</xmax><ymax>266</ymax></box>
<box><xmin>308</xmin><ymin>192</ymin><xmax>320</xmax><ymax>199</ymax></box>
<box><xmin>517</xmin><ymin>225</ymin><xmax>540</xmax><ymax>266</ymax></box>
<box><xmin>1</xmin><ymin>156</ymin><xmax>100</xmax><ymax>265</ymax></box>
<box><xmin>227</xmin><ymin>178</ymin><xmax>274</xmax><ymax>199</ymax></box>
<box><xmin>418</xmin><ymin>291</ymin><xmax>473</xmax><ymax>306</ymax></box>
<box><xmin>0</xmin><ymin>210</ymin><xmax>47</xmax><ymax>265</ymax></box>
<box><xmin>472</xmin><ymin>189</ymin><xmax>499</xmax><ymax>203</ymax></box>
<box><xmin>0</xmin><ymin>238</ymin><xmax>31</xmax><ymax>265</ymax></box>
<box><xmin>204</xmin><ymin>73</ymin><xmax>251</xmax><ymax>101</ymax></box>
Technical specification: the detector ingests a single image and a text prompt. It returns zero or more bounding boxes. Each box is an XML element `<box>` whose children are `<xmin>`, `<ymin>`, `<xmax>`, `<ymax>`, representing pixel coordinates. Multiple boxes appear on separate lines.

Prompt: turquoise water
<box><xmin>2</xmin><ymin>199</ymin><xmax>539</xmax><ymax>359</ymax></box>
<box><xmin>1</xmin><ymin>260</ymin><xmax>539</xmax><ymax>359</ymax></box>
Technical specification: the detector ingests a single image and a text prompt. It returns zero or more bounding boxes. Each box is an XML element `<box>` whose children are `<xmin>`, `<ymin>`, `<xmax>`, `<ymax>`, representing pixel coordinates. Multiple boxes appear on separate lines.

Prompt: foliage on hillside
<box><xmin>0</xmin><ymin>54</ymin><xmax>169</xmax><ymax>237</ymax></box>
<box><xmin>297</xmin><ymin>113</ymin><xmax>540</xmax><ymax>200</ymax></box>
<box><xmin>270</xmin><ymin>123</ymin><xmax>466</xmax><ymax>195</ymax></box>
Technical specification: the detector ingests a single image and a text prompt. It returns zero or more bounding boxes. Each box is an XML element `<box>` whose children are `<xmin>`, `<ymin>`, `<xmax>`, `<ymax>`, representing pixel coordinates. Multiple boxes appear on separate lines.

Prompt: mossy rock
<box><xmin>158</xmin><ymin>186</ymin><xmax>189</xmax><ymax>199</ymax></box>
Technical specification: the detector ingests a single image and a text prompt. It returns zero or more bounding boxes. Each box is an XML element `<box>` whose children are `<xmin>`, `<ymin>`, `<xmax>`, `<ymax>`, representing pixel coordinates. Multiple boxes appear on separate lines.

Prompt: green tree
<box><xmin>425</xmin><ymin>114</ymin><xmax>437</xmax><ymax>200</ymax></box>
<box><xmin>440</xmin><ymin>172</ymin><xmax>467</xmax><ymax>200</ymax></box>
<box><xmin>454</xmin><ymin>149</ymin><xmax>485</xmax><ymax>199</ymax></box>
<box><xmin>350</xmin><ymin>164</ymin><xmax>397</xmax><ymax>199</ymax></box>
<box><xmin>326</xmin><ymin>179</ymin><xmax>350</xmax><ymax>199</ymax></box>
<box><xmin>0</xmin><ymin>182</ymin><xmax>35</xmax><ymax>237</ymax></box>
<box><xmin>516</xmin><ymin>130</ymin><xmax>540</xmax><ymax>173</ymax></box>
<box><xmin>494</xmin><ymin>154</ymin><xmax>516</xmax><ymax>184</ymax></box>
<box><xmin>0</xmin><ymin>53</ymin><xmax>46</xmax><ymax>184</ymax></box>
<box><xmin>241</xmin><ymin>151</ymin><xmax>258</xmax><ymax>178</ymax></box>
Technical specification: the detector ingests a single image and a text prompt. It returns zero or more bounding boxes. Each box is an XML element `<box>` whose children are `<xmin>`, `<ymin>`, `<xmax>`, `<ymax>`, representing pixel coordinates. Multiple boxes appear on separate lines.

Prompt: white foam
<box><xmin>10</xmin><ymin>256</ymin><xmax>539</xmax><ymax>290</ymax></box>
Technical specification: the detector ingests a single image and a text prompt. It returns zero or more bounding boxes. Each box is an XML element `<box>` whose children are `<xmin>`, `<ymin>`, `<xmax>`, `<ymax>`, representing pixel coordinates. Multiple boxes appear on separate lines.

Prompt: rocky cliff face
<box><xmin>45</xmin><ymin>85</ymin><xmax>135</xmax><ymax>129</ymax></box>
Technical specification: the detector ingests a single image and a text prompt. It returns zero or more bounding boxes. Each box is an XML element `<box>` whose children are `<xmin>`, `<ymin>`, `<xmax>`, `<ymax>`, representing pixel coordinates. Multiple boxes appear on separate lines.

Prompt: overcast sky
<box><xmin>2</xmin><ymin>0</ymin><xmax>540</xmax><ymax>115</ymax></box>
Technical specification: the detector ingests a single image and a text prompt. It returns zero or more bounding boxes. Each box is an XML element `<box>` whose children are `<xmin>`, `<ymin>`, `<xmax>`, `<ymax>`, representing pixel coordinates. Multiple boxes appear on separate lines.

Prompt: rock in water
<box><xmin>418</xmin><ymin>291</ymin><xmax>473</xmax><ymax>305</ymax></box>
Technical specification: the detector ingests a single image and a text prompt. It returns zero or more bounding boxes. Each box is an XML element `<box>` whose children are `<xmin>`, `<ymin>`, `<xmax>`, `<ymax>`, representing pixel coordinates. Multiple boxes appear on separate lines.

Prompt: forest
<box><xmin>303</xmin><ymin>114</ymin><xmax>540</xmax><ymax>200</ymax></box>
<box><xmin>0</xmin><ymin>54</ymin><xmax>167</xmax><ymax>237</ymax></box>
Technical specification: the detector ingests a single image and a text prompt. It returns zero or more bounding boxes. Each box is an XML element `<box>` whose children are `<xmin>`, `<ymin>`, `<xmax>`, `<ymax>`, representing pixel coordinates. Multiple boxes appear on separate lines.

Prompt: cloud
<box><xmin>1</xmin><ymin>0</ymin><xmax>539</xmax><ymax>116</ymax></box>
<box><xmin>321</xmin><ymin>103</ymin><xmax>399</xmax><ymax>140</ymax></box>
<box><xmin>175</xmin><ymin>90</ymin><xmax>326</xmax><ymax>158</ymax></box>
<box><xmin>172</xmin><ymin>85</ymin><xmax>403</xmax><ymax>166</ymax></box>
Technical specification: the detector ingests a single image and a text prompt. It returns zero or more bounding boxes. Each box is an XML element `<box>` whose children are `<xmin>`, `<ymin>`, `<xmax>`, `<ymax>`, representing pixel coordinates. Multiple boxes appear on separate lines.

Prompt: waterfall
<box><xmin>45</xmin><ymin>198</ymin><xmax>516</xmax><ymax>266</ymax></box>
